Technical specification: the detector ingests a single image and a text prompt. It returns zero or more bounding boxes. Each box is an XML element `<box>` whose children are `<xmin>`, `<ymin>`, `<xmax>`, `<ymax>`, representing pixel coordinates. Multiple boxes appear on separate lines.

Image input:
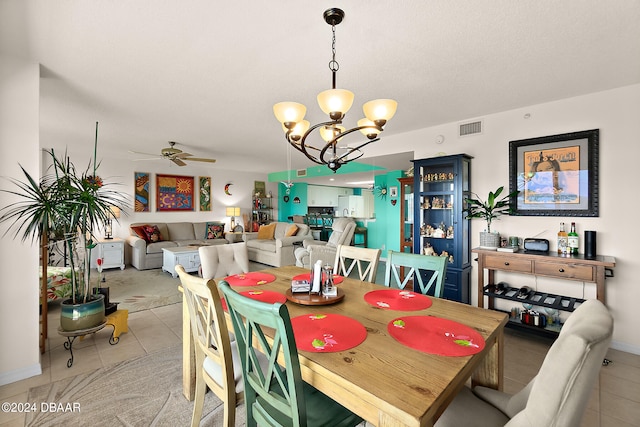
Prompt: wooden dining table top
<box><xmin>182</xmin><ymin>265</ymin><xmax>508</xmax><ymax>427</ymax></box>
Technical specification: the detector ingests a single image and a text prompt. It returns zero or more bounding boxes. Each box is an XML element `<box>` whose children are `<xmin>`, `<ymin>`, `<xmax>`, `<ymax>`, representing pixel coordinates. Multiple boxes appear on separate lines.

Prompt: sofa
<box><xmin>243</xmin><ymin>222</ymin><xmax>313</xmax><ymax>267</ymax></box>
<box><xmin>125</xmin><ymin>222</ymin><xmax>229</xmax><ymax>270</ymax></box>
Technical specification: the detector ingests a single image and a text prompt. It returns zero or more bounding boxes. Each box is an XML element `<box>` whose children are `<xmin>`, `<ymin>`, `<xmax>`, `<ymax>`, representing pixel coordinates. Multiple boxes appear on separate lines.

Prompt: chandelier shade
<box><xmin>273</xmin><ymin>8</ymin><xmax>397</xmax><ymax>172</ymax></box>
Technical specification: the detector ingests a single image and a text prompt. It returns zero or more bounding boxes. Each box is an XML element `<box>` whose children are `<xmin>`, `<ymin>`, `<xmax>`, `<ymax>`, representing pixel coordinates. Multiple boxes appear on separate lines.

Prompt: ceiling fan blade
<box><xmin>172</xmin><ymin>158</ymin><xmax>187</xmax><ymax>166</ymax></box>
<box><xmin>185</xmin><ymin>157</ymin><xmax>217</xmax><ymax>163</ymax></box>
<box><xmin>131</xmin><ymin>157</ymin><xmax>164</xmax><ymax>161</ymax></box>
<box><xmin>173</xmin><ymin>152</ymin><xmax>193</xmax><ymax>159</ymax></box>
<box><xmin>129</xmin><ymin>150</ymin><xmax>160</xmax><ymax>157</ymax></box>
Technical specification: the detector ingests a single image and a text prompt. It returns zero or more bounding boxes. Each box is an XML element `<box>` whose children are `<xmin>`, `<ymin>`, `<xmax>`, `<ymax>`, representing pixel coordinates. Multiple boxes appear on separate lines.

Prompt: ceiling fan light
<box><xmin>317</xmin><ymin>89</ymin><xmax>354</xmax><ymax>118</ymax></box>
<box><xmin>273</xmin><ymin>102</ymin><xmax>307</xmax><ymax>127</ymax></box>
<box><xmin>363</xmin><ymin>99</ymin><xmax>398</xmax><ymax>124</ymax></box>
<box><xmin>357</xmin><ymin>118</ymin><xmax>381</xmax><ymax>138</ymax></box>
<box><xmin>320</xmin><ymin>125</ymin><xmax>345</xmax><ymax>142</ymax></box>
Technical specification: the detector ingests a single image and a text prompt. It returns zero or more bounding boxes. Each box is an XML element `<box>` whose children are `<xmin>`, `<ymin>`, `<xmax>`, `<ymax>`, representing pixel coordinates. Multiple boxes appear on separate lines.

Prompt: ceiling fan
<box><xmin>129</xmin><ymin>141</ymin><xmax>216</xmax><ymax>166</ymax></box>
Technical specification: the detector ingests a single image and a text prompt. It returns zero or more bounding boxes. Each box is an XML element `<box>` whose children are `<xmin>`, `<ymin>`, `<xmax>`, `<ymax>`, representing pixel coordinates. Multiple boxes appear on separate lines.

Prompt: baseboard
<box><xmin>610</xmin><ymin>340</ymin><xmax>640</xmax><ymax>356</ymax></box>
<box><xmin>0</xmin><ymin>363</ymin><xmax>42</xmax><ymax>387</ymax></box>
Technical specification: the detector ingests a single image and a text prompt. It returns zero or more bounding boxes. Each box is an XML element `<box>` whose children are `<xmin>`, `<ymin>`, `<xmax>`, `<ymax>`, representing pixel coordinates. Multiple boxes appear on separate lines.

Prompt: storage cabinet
<box><xmin>308</xmin><ymin>185</ymin><xmax>352</xmax><ymax>206</ymax></box>
<box><xmin>90</xmin><ymin>238</ymin><xmax>125</xmax><ymax>270</ymax></box>
<box><xmin>473</xmin><ymin>248</ymin><xmax>615</xmax><ymax>336</ymax></box>
<box><xmin>252</xmin><ymin>196</ymin><xmax>273</xmax><ymax>226</ymax></box>
<box><xmin>413</xmin><ymin>154</ymin><xmax>472</xmax><ymax>303</ymax></box>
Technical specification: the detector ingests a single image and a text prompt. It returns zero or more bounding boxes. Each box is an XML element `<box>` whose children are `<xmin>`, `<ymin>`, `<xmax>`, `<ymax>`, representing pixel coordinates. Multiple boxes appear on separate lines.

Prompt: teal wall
<box><xmin>278</xmin><ymin>182</ymin><xmax>308</xmax><ymax>221</ymax></box>
<box><xmin>367</xmin><ymin>170</ymin><xmax>404</xmax><ymax>254</ymax></box>
<box><xmin>275</xmin><ymin>171</ymin><xmax>407</xmax><ymax>256</ymax></box>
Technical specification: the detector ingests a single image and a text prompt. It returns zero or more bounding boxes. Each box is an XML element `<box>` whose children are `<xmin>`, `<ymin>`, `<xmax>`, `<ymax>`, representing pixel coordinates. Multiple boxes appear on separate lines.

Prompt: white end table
<box><xmin>90</xmin><ymin>238</ymin><xmax>125</xmax><ymax>270</ymax></box>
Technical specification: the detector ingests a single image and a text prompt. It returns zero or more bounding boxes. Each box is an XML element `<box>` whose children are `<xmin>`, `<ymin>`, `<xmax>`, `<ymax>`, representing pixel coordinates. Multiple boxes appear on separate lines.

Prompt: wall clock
<box><xmin>375</xmin><ymin>185</ymin><xmax>388</xmax><ymax>199</ymax></box>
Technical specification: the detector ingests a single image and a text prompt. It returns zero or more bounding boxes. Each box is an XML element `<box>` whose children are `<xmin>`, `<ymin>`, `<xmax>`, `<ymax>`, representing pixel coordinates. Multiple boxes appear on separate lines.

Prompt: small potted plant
<box><xmin>464</xmin><ymin>186</ymin><xmax>518</xmax><ymax>250</ymax></box>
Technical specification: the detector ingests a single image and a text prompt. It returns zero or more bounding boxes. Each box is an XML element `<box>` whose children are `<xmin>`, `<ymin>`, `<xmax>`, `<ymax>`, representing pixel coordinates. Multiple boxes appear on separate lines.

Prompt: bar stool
<box><xmin>352</xmin><ymin>226</ymin><xmax>368</xmax><ymax>247</ymax></box>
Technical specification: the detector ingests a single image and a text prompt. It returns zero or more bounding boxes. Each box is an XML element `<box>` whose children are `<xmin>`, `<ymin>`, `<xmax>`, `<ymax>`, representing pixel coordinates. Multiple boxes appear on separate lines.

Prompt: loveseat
<box><xmin>125</xmin><ymin>222</ymin><xmax>229</xmax><ymax>270</ymax></box>
<box><xmin>243</xmin><ymin>222</ymin><xmax>313</xmax><ymax>267</ymax></box>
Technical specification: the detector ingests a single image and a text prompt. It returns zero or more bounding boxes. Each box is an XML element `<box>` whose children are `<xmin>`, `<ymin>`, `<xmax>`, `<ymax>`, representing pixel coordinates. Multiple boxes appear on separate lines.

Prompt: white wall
<box><xmin>368</xmin><ymin>84</ymin><xmax>640</xmax><ymax>353</ymax></box>
<box><xmin>0</xmin><ymin>57</ymin><xmax>42</xmax><ymax>385</ymax></box>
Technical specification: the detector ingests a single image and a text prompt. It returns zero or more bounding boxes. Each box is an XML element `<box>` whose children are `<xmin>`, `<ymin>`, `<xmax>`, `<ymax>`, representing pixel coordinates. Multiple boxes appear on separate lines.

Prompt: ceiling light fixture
<box><xmin>273</xmin><ymin>8</ymin><xmax>397</xmax><ymax>172</ymax></box>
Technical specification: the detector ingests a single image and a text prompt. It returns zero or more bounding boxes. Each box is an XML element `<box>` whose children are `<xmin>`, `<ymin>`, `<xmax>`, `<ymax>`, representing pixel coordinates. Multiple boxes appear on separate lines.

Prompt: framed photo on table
<box><xmin>509</xmin><ymin>129</ymin><xmax>599</xmax><ymax>217</ymax></box>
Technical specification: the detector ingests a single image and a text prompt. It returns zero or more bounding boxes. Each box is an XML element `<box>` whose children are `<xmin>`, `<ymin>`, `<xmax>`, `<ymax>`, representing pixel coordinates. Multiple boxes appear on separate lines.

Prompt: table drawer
<box><xmin>484</xmin><ymin>255</ymin><xmax>532</xmax><ymax>273</ymax></box>
<box><xmin>101</xmin><ymin>242</ymin><xmax>122</xmax><ymax>250</ymax></box>
<box><xmin>534</xmin><ymin>262</ymin><xmax>594</xmax><ymax>281</ymax></box>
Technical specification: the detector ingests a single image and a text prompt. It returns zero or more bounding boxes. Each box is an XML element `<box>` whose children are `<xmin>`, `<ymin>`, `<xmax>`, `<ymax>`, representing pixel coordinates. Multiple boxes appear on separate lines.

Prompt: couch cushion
<box><xmin>130</xmin><ymin>225</ymin><xmax>148</xmax><ymax>241</ymax></box>
<box><xmin>205</xmin><ymin>221</ymin><xmax>225</xmax><ymax>239</ymax></box>
<box><xmin>146</xmin><ymin>241</ymin><xmax>178</xmax><ymax>254</ymax></box>
<box><xmin>257</xmin><ymin>223</ymin><xmax>276</xmax><ymax>240</ymax></box>
<box><xmin>285</xmin><ymin>224</ymin><xmax>299</xmax><ymax>237</ymax></box>
<box><xmin>166</xmin><ymin>222</ymin><xmax>196</xmax><ymax>241</ymax></box>
<box><xmin>246</xmin><ymin>239</ymin><xmax>277</xmax><ymax>253</ymax></box>
<box><xmin>142</xmin><ymin>225</ymin><xmax>163</xmax><ymax>242</ymax></box>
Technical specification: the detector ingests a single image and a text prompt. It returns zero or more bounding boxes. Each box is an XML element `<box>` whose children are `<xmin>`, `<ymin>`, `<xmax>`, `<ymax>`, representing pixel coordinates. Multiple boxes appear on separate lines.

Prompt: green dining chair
<box><xmin>384</xmin><ymin>250</ymin><xmax>448</xmax><ymax>297</ymax></box>
<box><xmin>218</xmin><ymin>281</ymin><xmax>363</xmax><ymax>427</ymax></box>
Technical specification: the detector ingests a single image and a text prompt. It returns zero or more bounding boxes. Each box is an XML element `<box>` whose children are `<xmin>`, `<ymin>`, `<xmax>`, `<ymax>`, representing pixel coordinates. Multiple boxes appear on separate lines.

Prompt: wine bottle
<box><xmin>557</xmin><ymin>222</ymin><xmax>568</xmax><ymax>254</ymax></box>
<box><xmin>568</xmin><ymin>222</ymin><xmax>579</xmax><ymax>254</ymax></box>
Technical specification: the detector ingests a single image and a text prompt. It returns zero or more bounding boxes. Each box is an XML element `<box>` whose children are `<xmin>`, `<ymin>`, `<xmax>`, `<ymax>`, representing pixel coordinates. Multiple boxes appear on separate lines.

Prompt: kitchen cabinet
<box><xmin>308</xmin><ymin>185</ymin><xmax>352</xmax><ymax>206</ymax></box>
<box><xmin>338</xmin><ymin>195</ymin><xmax>364</xmax><ymax>217</ymax></box>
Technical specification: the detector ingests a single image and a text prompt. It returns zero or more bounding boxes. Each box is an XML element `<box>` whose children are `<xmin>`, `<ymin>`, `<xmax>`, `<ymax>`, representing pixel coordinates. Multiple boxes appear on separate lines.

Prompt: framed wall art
<box><xmin>134</xmin><ymin>172</ymin><xmax>150</xmax><ymax>212</ymax></box>
<box><xmin>156</xmin><ymin>174</ymin><xmax>195</xmax><ymax>211</ymax></box>
<box><xmin>509</xmin><ymin>129</ymin><xmax>599</xmax><ymax>217</ymax></box>
<box><xmin>199</xmin><ymin>176</ymin><xmax>211</xmax><ymax>211</ymax></box>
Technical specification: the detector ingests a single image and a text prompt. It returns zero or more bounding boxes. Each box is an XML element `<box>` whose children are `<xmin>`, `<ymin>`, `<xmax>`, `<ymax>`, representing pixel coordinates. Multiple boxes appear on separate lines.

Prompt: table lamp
<box><xmin>226</xmin><ymin>206</ymin><xmax>240</xmax><ymax>230</ymax></box>
<box><xmin>104</xmin><ymin>206</ymin><xmax>121</xmax><ymax>239</ymax></box>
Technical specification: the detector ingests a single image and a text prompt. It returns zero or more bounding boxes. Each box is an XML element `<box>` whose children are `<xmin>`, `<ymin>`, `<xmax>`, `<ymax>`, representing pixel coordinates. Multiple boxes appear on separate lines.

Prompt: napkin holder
<box><xmin>291</xmin><ymin>280</ymin><xmax>310</xmax><ymax>293</ymax></box>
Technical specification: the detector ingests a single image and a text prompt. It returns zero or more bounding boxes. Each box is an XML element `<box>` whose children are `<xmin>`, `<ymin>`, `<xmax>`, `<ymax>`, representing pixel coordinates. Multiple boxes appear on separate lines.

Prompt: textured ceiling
<box><xmin>2</xmin><ymin>0</ymin><xmax>639</xmax><ymax>181</ymax></box>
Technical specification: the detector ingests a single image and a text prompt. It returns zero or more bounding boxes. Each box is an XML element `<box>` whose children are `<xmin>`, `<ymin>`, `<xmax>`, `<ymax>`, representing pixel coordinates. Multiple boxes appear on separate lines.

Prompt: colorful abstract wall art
<box><xmin>156</xmin><ymin>174</ymin><xmax>195</xmax><ymax>211</ymax></box>
<box><xmin>199</xmin><ymin>176</ymin><xmax>211</xmax><ymax>211</ymax></box>
<box><xmin>134</xmin><ymin>172</ymin><xmax>150</xmax><ymax>212</ymax></box>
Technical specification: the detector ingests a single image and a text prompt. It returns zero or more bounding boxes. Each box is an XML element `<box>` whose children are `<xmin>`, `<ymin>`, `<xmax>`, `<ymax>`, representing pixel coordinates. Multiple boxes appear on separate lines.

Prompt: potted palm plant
<box><xmin>0</xmin><ymin>127</ymin><xmax>127</xmax><ymax>331</ymax></box>
<box><xmin>464</xmin><ymin>186</ymin><xmax>518</xmax><ymax>250</ymax></box>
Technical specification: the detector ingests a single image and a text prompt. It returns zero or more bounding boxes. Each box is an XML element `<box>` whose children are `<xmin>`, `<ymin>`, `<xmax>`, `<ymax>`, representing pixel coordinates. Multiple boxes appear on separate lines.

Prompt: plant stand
<box><xmin>57</xmin><ymin>319</ymin><xmax>107</xmax><ymax>368</ymax></box>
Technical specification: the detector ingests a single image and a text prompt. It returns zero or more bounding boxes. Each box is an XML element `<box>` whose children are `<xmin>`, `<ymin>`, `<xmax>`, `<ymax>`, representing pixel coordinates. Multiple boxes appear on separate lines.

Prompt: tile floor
<box><xmin>1</xmin><ymin>298</ymin><xmax>639</xmax><ymax>426</ymax></box>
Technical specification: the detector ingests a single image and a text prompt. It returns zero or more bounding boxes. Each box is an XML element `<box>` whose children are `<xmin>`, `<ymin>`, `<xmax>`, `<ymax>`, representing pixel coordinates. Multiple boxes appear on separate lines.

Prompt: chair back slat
<box><xmin>384</xmin><ymin>250</ymin><xmax>448</xmax><ymax>297</ymax></box>
<box><xmin>334</xmin><ymin>244</ymin><xmax>382</xmax><ymax>283</ymax></box>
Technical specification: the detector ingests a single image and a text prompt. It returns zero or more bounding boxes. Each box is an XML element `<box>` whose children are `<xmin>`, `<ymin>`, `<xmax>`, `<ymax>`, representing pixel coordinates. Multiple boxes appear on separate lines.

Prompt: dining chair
<box><xmin>218</xmin><ymin>281</ymin><xmax>364</xmax><ymax>427</ymax></box>
<box><xmin>334</xmin><ymin>244</ymin><xmax>382</xmax><ymax>283</ymax></box>
<box><xmin>434</xmin><ymin>299</ymin><xmax>613</xmax><ymax>427</ymax></box>
<box><xmin>384</xmin><ymin>250</ymin><xmax>448</xmax><ymax>297</ymax></box>
<box><xmin>176</xmin><ymin>265</ymin><xmax>243</xmax><ymax>427</ymax></box>
<box><xmin>199</xmin><ymin>242</ymin><xmax>249</xmax><ymax>280</ymax></box>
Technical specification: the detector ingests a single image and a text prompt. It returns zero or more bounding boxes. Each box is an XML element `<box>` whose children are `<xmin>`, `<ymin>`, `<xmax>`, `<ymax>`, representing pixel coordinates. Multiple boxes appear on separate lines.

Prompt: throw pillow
<box><xmin>257</xmin><ymin>223</ymin><xmax>276</xmax><ymax>240</ymax></box>
<box><xmin>131</xmin><ymin>225</ymin><xmax>149</xmax><ymax>242</ymax></box>
<box><xmin>205</xmin><ymin>222</ymin><xmax>225</xmax><ymax>239</ymax></box>
<box><xmin>142</xmin><ymin>225</ymin><xmax>163</xmax><ymax>243</ymax></box>
<box><xmin>285</xmin><ymin>224</ymin><xmax>299</xmax><ymax>237</ymax></box>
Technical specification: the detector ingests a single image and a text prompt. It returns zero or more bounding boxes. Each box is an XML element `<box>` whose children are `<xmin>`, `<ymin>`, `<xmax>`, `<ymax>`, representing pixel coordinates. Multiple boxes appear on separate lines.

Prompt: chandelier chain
<box><xmin>329</xmin><ymin>24</ymin><xmax>339</xmax><ymax>74</ymax></box>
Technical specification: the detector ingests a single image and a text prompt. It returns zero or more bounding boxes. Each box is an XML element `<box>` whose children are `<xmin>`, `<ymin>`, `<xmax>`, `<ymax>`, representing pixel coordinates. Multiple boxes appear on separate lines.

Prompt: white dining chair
<box><xmin>333</xmin><ymin>244</ymin><xmax>381</xmax><ymax>283</ymax></box>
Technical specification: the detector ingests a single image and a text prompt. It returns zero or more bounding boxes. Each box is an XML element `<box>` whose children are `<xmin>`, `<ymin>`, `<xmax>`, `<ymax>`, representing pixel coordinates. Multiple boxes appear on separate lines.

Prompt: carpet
<box><xmin>96</xmin><ymin>268</ymin><xmax>183</xmax><ymax>313</ymax></box>
<box><xmin>26</xmin><ymin>345</ymin><xmax>247</xmax><ymax>426</ymax></box>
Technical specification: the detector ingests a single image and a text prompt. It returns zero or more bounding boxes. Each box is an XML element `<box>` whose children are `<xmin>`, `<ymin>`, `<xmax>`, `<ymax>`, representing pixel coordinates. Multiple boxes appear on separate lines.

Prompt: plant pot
<box><xmin>60</xmin><ymin>294</ymin><xmax>105</xmax><ymax>331</ymax></box>
<box><xmin>480</xmin><ymin>232</ymin><xmax>501</xmax><ymax>250</ymax></box>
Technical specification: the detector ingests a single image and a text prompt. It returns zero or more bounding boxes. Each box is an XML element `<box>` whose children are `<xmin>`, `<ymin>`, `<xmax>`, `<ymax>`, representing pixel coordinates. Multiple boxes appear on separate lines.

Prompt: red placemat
<box><xmin>291</xmin><ymin>313</ymin><xmax>367</xmax><ymax>352</ymax></box>
<box><xmin>388</xmin><ymin>316</ymin><xmax>485</xmax><ymax>356</ymax></box>
<box><xmin>292</xmin><ymin>273</ymin><xmax>344</xmax><ymax>285</ymax></box>
<box><xmin>221</xmin><ymin>290</ymin><xmax>287</xmax><ymax>311</ymax></box>
<box><xmin>223</xmin><ymin>272</ymin><xmax>276</xmax><ymax>286</ymax></box>
<box><xmin>364</xmin><ymin>289</ymin><xmax>432</xmax><ymax>311</ymax></box>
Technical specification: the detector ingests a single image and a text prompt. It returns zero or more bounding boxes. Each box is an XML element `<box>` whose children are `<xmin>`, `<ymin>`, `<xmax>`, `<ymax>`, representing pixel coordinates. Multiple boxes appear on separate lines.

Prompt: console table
<box><xmin>473</xmin><ymin>248</ymin><xmax>615</xmax><ymax>307</ymax></box>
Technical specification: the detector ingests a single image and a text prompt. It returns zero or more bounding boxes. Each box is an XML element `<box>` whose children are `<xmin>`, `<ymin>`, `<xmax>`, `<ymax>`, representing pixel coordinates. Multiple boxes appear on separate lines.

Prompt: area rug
<box><xmin>96</xmin><ymin>268</ymin><xmax>183</xmax><ymax>313</ymax></box>
<box><xmin>26</xmin><ymin>345</ymin><xmax>247</xmax><ymax>426</ymax></box>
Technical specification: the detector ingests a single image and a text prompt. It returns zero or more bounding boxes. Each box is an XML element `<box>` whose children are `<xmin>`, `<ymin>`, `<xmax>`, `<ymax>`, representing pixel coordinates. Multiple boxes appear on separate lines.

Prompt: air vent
<box><xmin>296</xmin><ymin>169</ymin><xmax>307</xmax><ymax>177</ymax></box>
<box><xmin>458</xmin><ymin>120</ymin><xmax>483</xmax><ymax>137</ymax></box>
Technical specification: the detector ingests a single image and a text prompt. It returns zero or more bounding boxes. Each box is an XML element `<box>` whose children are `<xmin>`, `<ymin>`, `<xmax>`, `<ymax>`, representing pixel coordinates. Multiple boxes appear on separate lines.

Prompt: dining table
<box><xmin>181</xmin><ymin>265</ymin><xmax>508</xmax><ymax>427</ymax></box>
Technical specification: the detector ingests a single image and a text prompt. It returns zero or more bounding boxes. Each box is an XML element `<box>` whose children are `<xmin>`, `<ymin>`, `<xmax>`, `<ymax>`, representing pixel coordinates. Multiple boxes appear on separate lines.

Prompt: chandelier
<box><xmin>273</xmin><ymin>8</ymin><xmax>397</xmax><ymax>172</ymax></box>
